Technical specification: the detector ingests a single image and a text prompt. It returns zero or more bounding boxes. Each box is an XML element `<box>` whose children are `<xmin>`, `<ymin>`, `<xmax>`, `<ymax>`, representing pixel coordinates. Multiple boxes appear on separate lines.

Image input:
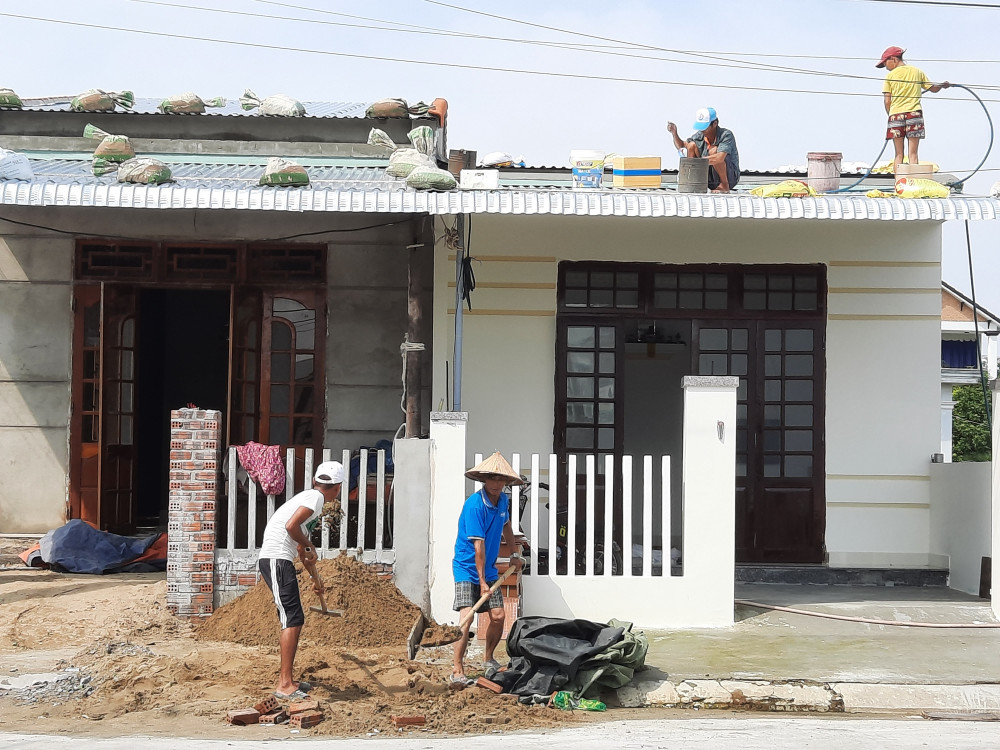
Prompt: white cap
<box><xmin>314</xmin><ymin>460</ymin><xmax>344</xmax><ymax>485</ymax></box>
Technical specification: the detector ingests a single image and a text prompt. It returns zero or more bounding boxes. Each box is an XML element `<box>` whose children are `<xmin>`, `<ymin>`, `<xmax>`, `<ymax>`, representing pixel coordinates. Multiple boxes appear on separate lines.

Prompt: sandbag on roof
<box><xmin>0</xmin><ymin>87</ymin><xmax>23</xmax><ymax>109</ymax></box>
<box><xmin>159</xmin><ymin>92</ymin><xmax>226</xmax><ymax>114</ymax></box>
<box><xmin>71</xmin><ymin>89</ymin><xmax>135</xmax><ymax>112</ymax></box>
<box><xmin>240</xmin><ymin>89</ymin><xmax>305</xmax><ymax>116</ymax></box>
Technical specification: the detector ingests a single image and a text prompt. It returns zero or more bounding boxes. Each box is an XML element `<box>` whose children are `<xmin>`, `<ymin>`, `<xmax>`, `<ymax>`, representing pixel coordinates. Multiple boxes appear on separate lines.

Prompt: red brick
<box><xmin>254</xmin><ymin>695</ymin><xmax>280</xmax><ymax>714</ymax></box>
<box><xmin>226</xmin><ymin>708</ymin><xmax>259</xmax><ymax>725</ymax></box>
<box><xmin>391</xmin><ymin>715</ymin><xmax>426</xmax><ymax>727</ymax></box>
<box><xmin>288</xmin><ymin>710</ymin><xmax>323</xmax><ymax>729</ymax></box>
<box><xmin>287</xmin><ymin>699</ymin><xmax>320</xmax><ymax>715</ymax></box>
<box><xmin>259</xmin><ymin>709</ymin><xmax>287</xmax><ymax>725</ymax></box>
<box><xmin>475</xmin><ymin>677</ymin><xmax>503</xmax><ymax>694</ymax></box>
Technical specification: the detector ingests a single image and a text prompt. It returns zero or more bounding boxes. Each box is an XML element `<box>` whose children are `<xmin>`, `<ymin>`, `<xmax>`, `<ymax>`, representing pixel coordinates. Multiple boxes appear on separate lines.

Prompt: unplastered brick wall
<box><xmin>214</xmin><ymin>550</ymin><xmax>395</xmax><ymax>608</ymax></box>
<box><xmin>166</xmin><ymin>408</ymin><xmax>221</xmax><ymax>618</ymax></box>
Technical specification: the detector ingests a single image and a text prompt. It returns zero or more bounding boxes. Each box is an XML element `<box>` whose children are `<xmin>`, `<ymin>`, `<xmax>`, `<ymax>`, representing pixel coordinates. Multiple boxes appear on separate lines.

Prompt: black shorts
<box><xmin>258</xmin><ymin>558</ymin><xmax>304</xmax><ymax>629</ymax></box>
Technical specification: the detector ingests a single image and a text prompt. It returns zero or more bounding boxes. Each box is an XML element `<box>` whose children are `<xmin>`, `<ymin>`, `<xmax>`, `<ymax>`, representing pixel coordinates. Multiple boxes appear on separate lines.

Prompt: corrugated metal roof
<box><xmin>15</xmin><ymin>97</ymin><xmax>373</xmax><ymax>119</ymax></box>
<box><xmin>2</xmin><ymin>157</ymin><xmax>999</xmax><ymax>221</ymax></box>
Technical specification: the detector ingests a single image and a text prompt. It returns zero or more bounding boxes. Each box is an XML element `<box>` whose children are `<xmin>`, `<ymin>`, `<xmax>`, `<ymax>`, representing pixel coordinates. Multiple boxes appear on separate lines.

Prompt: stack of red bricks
<box><xmin>166</xmin><ymin>407</ymin><xmax>221</xmax><ymax>619</ymax></box>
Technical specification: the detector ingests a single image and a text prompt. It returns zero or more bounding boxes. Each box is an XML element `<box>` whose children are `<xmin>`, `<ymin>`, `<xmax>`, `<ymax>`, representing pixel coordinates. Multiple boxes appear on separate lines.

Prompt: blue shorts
<box><xmin>708</xmin><ymin>152</ymin><xmax>740</xmax><ymax>190</ymax></box>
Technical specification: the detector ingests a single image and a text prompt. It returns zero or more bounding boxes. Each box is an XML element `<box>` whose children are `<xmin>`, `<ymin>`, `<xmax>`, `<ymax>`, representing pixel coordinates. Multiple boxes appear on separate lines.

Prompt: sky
<box><xmin>2</xmin><ymin>0</ymin><xmax>998</xmax><ymax>312</ymax></box>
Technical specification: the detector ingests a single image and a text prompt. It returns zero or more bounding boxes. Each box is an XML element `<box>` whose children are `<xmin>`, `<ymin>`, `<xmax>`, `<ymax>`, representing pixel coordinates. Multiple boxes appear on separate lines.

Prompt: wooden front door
<box><xmin>70</xmin><ymin>284</ymin><xmax>140</xmax><ymax>532</ymax></box>
<box><xmin>693</xmin><ymin>320</ymin><xmax>826</xmax><ymax>563</ymax></box>
<box><xmin>70</xmin><ymin>242</ymin><xmax>328</xmax><ymax>532</ymax></box>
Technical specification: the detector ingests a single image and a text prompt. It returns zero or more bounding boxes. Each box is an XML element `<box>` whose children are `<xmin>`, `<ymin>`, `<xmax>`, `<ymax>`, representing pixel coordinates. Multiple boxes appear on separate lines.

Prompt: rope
<box><xmin>399</xmin><ymin>335</ymin><xmax>426</xmax><ymax>413</ymax></box>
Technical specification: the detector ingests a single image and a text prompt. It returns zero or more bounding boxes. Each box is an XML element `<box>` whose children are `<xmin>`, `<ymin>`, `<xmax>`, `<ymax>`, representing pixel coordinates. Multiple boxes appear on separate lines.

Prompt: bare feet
<box><xmin>711</xmin><ymin>187</ymin><xmax>730</xmax><ymax>194</ymax></box>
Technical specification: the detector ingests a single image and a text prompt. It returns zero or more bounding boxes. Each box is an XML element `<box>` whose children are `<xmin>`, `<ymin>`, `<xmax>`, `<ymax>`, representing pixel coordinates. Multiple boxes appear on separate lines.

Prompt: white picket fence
<box><xmin>222</xmin><ymin>446</ymin><xmax>393</xmax><ymax>564</ymax></box>
<box><xmin>476</xmin><ymin>452</ymin><xmax>675</xmax><ymax>579</ymax></box>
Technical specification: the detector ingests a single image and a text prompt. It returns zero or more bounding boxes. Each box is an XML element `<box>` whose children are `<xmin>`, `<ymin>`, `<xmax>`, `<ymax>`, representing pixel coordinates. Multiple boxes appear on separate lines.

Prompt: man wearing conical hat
<box><xmin>451</xmin><ymin>452</ymin><xmax>527</xmax><ymax>684</ymax></box>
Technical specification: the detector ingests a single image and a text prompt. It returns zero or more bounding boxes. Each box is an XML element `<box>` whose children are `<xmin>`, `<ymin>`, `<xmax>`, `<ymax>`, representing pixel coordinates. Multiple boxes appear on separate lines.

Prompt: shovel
<box><xmin>303</xmin><ymin>559</ymin><xmax>344</xmax><ymax>617</ymax></box>
<box><xmin>407</xmin><ymin>562</ymin><xmax>519</xmax><ymax>658</ymax></box>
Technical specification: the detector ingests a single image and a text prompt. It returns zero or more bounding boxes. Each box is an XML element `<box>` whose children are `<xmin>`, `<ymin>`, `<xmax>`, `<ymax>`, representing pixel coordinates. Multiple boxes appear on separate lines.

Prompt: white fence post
<box><xmin>428</xmin><ymin>412</ymin><xmax>469</xmax><ymax>625</ymax></box>
<box><xmin>681</xmin><ymin>375</ymin><xmax>738</xmax><ymax>626</ymax></box>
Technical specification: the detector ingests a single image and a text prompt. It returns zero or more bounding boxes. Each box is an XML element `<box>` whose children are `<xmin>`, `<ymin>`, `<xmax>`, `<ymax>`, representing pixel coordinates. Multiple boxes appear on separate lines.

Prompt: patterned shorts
<box><xmin>887</xmin><ymin>110</ymin><xmax>925</xmax><ymax>140</ymax></box>
<box><xmin>453</xmin><ymin>580</ymin><xmax>503</xmax><ymax>612</ymax></box>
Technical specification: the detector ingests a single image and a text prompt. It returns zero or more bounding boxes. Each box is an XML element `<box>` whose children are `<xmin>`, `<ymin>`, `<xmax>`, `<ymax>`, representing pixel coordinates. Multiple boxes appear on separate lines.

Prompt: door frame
<box><xmin>555</xmin><ymin>261</ymin><xmax>828</xmax><ymax>563</ymax></box>
<box><xmin>69</xmin><ymin>241</ymin><xmax>328</xmax><ymax>531</ymax></box>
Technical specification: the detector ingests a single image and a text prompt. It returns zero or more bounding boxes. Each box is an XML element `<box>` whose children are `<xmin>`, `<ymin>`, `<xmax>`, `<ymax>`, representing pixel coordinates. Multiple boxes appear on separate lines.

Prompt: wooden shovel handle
<box><xmin>303</xmin><ymin>559</ymin><xmax>327</xmax><ymax>612</ymax></box>
<box><xmin>458</xmin><ymin>563</ymin><xmax>518</xmax><ymax>630</ymax></box>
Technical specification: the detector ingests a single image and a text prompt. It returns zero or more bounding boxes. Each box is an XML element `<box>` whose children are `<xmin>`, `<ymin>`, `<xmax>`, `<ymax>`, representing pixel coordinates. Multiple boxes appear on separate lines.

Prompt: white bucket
<box><xmin>570</xmin><ymin>149</ymin><xmax>605</xmax><ymax>189</ymax></box>
<box><xmin>806</xmin><ymin>152</ymin><xmax>842</xmax><ymax>193</ymax></box>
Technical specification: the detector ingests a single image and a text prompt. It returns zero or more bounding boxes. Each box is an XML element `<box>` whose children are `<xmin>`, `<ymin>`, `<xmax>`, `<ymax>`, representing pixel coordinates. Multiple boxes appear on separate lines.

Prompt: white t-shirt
<box><xmin>258</xmin><ymin>488</ymin><xmax>324</xmax><ymax>561</ymax></box>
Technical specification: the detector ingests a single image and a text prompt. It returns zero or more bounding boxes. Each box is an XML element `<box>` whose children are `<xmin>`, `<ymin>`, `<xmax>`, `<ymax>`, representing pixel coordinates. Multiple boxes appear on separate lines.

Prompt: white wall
<box><xmin>433</xmin><ymin>214</ymin><xmax>945</xmax><ymax>566</ymax></box>
<box><xmin>929</xmin><ymin>462</ymin><xmax>993</xmax><ymax>594</ymax></box>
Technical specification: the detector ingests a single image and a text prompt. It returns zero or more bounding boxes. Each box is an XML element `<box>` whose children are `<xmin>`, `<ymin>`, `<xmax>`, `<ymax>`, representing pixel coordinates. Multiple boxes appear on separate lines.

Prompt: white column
<box><xmin>392</xmin><ymin>437</ymin><xmax>433</xmax><ymax>614</ymax></box>
<box><xmin>429</xmin><ymin>411</ymin><xmax>468</xmax><ymax>625</ymax></box>
<box><xmin>681</xmin><ymin>375</ymin><xmax>738</xmax><ymax>626</ymax></box>
<box><xmin>940</xmin><ymin>384</ymin><xmax>956</xmax><ymax>463</ymax></box>
<box><xmin>991</xmin><ymin>380</ymin><xmax>999</xmax><ymax>619</ymax></box>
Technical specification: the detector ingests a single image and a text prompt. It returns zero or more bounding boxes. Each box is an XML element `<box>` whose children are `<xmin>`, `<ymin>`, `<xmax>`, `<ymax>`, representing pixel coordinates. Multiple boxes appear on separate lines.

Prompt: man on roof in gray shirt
<box><xmin>668</xmin><ymin>106</ymin><xmax>741</xmax><ymax>193</ymax></box>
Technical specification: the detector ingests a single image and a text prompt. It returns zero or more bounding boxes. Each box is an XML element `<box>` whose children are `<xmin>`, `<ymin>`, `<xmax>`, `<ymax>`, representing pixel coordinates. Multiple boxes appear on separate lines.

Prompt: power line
<box><xmin>119</xmin><ymin>0</ymin><xmax>896</xmax><ymax>85</ymax></box>
<box><xmin>422</xmin><ymin>0</ymin><xmax>1000</xmax><ymax>90</ymax></box>
<box><xmin>2</xmin><ymin>11</ymin><xmax>999</xmax><ymax>102</ymax></box>
<box><xmin>856</xmin><ymin>0</ymin><xmax>1000</xmax><ymax>8</ymax></box>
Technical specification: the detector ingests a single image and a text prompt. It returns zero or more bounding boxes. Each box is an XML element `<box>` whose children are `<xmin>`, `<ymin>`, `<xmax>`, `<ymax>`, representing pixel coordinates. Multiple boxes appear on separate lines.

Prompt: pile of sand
<box><xmin>196</xmin><ymin>556</ymin><xmax>422</xmax><ymax>649</ymax></box>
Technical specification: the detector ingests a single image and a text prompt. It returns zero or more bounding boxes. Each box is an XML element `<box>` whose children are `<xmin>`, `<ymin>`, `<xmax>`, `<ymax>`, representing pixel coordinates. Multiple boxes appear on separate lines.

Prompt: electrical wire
<box><xmin>0</xmin><ymin>212</ymin><xmax>410</xmax><ymax>241</ymax></box>
<box><xmin>123</xmin><ymin>0</ymin><xmax>957</xmax><ymax>86</ymax></box>
<box><xmin>3</xmin><ymin>11</ymin><xmax>1000</xmax><ymax>101</ymax></box>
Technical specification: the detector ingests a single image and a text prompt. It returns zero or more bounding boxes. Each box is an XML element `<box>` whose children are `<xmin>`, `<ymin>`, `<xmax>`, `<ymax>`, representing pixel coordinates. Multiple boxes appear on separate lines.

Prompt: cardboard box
<box><xmin>460</xmin><ymin>169</ymin><xmax>500</xmax><ymax>190</ymax></box>
<box><xmin>612</xmin><ymin>156</ymin><xmax>662</xmax><ymax>188</ymax></box>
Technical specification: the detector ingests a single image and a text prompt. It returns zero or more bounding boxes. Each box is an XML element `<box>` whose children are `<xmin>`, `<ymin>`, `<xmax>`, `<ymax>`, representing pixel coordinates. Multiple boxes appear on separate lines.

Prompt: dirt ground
<box><xmin>0</xmin><ymin>548</ymin><xmax>604</xmax><ymax>739</ymax></box>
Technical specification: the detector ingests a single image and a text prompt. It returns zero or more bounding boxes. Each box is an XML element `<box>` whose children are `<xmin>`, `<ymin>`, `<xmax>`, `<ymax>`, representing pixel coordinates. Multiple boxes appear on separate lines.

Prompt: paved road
<box><xmin>1</xmin><ymin>717</ymin><xmax>996</xmax><ymax>749</ymax></box>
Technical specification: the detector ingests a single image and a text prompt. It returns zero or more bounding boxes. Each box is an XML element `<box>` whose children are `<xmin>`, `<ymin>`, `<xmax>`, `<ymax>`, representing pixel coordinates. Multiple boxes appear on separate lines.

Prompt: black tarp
<box><xmin>490</xmin><ymin>616</ymin><xmax>648</xmax><ymax>699</ymax></box>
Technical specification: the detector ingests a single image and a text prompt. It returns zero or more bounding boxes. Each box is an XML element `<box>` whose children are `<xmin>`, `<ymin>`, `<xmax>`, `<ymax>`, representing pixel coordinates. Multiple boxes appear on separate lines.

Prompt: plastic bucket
<box><xmin>806</xmin><ymin>152</ymin><xmax>842</xmax><ymax>193</ymax></box>
<box><xmin>570</xmin><ymin>149</ymin><xmax>605</xmax><ymax>189</ymax></box>
<box><xmin>448</xmin><ymin>149</ymin><xmax>477</xmax><ymax>178</ymax></box>
<box><xmin>677</xmin><ymin>157</ymin><xmax>709</xmax><ymax>193</ymax></box>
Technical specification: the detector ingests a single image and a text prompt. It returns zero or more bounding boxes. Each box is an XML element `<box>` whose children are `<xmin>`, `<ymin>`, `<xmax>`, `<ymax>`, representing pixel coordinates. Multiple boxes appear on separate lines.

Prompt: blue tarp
<box><xmin>38</xmin><ymin>519</ymin><xmax>163</xmax><ymax>574</ymax></box>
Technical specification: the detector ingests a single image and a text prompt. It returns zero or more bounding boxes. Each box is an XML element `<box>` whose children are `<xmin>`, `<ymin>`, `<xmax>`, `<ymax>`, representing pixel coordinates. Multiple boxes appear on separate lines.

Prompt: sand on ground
<box><xmin>0</xmin><ymin>553</ymin><xmax>588</xmax><ymax>738</ymax></box>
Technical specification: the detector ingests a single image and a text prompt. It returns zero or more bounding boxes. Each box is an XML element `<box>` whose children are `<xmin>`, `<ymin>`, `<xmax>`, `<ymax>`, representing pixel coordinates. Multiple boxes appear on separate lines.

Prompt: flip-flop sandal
<box><xmin>447</xmin><ymin>674</ymin><xmax>474</xmax><ymax>689</ymax></box>
<box><xmin>296</xmin><ymin>679</ymin><xmax>312</xmax><ymax>691</ymax></box>
<box><xmin>274</xmin><ymin>688</ymin><xmax>311</xmax><ymax>701</ymax></box>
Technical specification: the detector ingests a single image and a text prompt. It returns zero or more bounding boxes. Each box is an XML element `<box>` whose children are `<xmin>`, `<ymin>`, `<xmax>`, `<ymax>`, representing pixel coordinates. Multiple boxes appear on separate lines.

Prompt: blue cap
<box><xmin>693</xmin><ymin>107</ymin><xmax>717</xmax><ymax>131</ymax></box>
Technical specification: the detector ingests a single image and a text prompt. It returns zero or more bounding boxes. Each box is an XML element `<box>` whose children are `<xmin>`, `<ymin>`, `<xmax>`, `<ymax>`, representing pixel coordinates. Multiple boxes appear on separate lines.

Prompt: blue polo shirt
<box><xmin>453</xmin><ymin>489</ymin><xmax>509</xmax><ymax>584</ymax></box>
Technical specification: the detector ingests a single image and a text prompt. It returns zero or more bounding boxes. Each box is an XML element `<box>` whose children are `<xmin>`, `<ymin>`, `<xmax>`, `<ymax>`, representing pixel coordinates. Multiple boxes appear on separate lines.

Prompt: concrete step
<box><xmin>736</xmin><ymin>564</ymin><xmax>949</xmax><ymax>587</ymax></box>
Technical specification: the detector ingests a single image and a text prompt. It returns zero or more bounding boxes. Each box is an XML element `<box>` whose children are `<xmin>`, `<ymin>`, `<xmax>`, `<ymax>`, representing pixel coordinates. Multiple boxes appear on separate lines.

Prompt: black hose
<box><xmin>948</xmin><ymin>83</ymin><xmax>994</xmax><ymax>189</ymax></box>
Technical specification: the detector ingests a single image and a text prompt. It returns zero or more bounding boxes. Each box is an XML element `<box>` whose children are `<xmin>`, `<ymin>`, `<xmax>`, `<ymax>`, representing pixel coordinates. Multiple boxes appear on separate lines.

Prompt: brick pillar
<box><xmin>166</xmin><ymin>408</ymin><xmax>221</xmax><ymax>618</ymax></box>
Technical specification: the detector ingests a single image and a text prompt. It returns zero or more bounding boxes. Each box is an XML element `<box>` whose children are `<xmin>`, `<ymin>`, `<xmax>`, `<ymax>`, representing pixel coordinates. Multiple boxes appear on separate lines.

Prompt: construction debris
<box><xmin>289</xmin><ymin>710</ymin><xmax>324</xmax><ymax>728</ymax></box>
<box><xmin>391</xmin><ymin>715</ymin><xmax>426</xmax><ymax>727</ymax></box>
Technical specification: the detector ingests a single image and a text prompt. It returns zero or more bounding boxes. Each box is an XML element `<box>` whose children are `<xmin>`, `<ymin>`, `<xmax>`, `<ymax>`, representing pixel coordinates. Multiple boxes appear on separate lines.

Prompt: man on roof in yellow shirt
<box><xmin>877</xmin><ymin>46</ymin><xmax>950</xmax><ymax>174</ymax></box>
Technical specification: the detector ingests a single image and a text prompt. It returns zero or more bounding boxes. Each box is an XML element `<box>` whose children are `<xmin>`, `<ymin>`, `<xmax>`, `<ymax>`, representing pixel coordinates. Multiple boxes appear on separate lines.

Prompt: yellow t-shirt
<box><xmin>882</xmin><ymin>64</ymin><xmax>932</xmax><ymax>116</ymax></box>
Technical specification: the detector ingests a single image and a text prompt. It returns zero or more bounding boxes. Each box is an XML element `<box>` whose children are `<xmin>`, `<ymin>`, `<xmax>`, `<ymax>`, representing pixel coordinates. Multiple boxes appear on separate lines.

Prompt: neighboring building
<box><xmin>940</xmin><ymin>280</ymin><xmax>999</xmax><ymax>461</ymax></box>
<box><xmin>2</xmin><ymin>94</ymin><xmax>1000</xmax><ymax>588</ymax></box>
